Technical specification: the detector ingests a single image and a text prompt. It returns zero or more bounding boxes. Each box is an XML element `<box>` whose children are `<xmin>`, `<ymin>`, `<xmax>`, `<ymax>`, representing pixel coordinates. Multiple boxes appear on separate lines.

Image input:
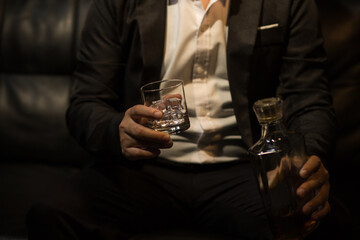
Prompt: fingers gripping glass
<box><xmin>140</xmin><ymin>79</ymin><xmax>190</xmax><ymax>134</ymax></box>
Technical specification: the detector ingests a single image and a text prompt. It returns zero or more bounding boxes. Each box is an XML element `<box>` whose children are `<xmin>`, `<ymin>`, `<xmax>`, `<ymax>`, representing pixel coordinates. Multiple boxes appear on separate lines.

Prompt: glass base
<box><xmin>153</xmin><ymin>122</ymin><xmax>190</xmax><ymax>134</ymax></box>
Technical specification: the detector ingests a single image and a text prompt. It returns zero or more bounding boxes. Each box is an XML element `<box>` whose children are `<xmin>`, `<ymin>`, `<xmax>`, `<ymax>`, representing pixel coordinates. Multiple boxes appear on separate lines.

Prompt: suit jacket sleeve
<box><xmin>278</xmin><ymin>0</ymin><xmax>336</xmax><ymax>162</ymax></box>
<box><xmin>66</xmin><ymin>0</ymin><xmax>128</xmax><ymax>159</ymax></box>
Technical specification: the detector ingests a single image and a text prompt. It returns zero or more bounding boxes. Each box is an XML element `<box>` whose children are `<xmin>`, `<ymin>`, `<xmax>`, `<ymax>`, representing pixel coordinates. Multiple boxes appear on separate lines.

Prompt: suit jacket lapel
<box><xmin>227</xmin><ymin>0</ymin><xmax>263</xmax><ymax>147</ymax></box>
<box><xmin>136</xmin><ymin>0</ymin><xmax>167</xmax><ymax>85</ymax></box>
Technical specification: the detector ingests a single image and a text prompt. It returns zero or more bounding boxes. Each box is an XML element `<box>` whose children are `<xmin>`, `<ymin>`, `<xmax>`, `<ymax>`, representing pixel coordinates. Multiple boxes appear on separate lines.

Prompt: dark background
<box><xmin>0</xmin><ymin>0</ymin><xmax>359</xmax><ymax>239</ymax></box>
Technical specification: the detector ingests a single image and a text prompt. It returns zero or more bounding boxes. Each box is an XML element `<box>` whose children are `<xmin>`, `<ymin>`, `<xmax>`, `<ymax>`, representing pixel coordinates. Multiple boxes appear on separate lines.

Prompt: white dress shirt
<box><xmin>160</xmin><ymin>0</ymin><xmax>248</xmax><ymax>163</ymax></box>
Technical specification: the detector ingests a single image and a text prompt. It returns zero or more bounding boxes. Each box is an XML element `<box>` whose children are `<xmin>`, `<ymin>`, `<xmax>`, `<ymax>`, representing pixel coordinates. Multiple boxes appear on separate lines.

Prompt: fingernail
<box><xmin>297</xmin><ymin>188</ymin><xmax>306</xmax><ymax>197</ymax></box>
<box><xmin>163</xmin><ymin>134</ymin><xmax>171</xmax><ymax>141</ymax></box>
<box><xmin>154</xmin><ymin>111</ymin><xmax>162</xmax><ymax>118</ymax></box>
<box><xmin>300</xmin><ymin>169</ymin><xmax>308</xmax><ymax>177</ymax></box>
<box><xmin>303</xmin><ymin>206</ymin><xmax>311</xmax><ymax>215</ymax></box>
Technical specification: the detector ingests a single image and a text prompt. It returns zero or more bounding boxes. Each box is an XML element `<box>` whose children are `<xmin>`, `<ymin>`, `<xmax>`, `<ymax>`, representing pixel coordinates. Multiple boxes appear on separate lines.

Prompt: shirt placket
<box><xmin>192</xmin><ymin>9</ymin><xmax>212</xmax><ymax>123</ymax></box>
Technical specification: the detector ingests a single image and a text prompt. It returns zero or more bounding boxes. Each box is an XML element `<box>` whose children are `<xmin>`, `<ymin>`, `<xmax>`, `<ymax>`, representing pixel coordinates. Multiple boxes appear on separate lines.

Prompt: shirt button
<box><xmin>196</xmin><ymin>65</ymin><xmax>204</xmax><ymax>74</ymax></box>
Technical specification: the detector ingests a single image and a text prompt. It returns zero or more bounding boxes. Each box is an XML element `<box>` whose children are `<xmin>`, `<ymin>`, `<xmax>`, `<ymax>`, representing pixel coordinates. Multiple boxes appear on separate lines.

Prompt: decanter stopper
<box><xmin>253</xmin><ymin>97</ymin><xmax>283</xmax><ymax>124</ymax></box>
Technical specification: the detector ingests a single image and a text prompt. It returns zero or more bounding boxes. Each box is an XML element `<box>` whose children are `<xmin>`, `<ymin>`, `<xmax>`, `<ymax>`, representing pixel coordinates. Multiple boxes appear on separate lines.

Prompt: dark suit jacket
<box><xmin>67</xmin><ymin>0</ymin><xmax>336</xmax><ymax>162</ymax></box>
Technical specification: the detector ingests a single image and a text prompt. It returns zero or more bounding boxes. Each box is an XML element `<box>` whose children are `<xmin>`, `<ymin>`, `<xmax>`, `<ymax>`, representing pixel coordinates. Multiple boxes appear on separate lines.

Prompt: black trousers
<box><xmin>26</xmin><ymin>159</ymin><xmax>272</xmax><ymax>240</ymax></box>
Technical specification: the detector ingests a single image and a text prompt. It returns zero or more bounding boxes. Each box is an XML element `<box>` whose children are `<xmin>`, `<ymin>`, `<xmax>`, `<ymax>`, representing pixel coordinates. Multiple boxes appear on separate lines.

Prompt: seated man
<box><xmin>26</xmin><ymin>0</ymin><xmax>334</xmax><ymax>239</ymax></box>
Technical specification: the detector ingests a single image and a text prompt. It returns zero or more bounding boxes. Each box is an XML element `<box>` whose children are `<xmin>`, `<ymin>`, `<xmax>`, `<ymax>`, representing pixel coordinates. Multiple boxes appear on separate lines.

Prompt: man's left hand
<box><xmin>296</xmin><ymin>155</ymin><xmax>331</xmax><ymax>220</ymax></box>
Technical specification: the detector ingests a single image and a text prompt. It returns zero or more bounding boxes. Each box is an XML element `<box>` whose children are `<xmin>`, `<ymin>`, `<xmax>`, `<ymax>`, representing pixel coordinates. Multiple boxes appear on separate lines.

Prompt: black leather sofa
<box><xmin>0</xmin><ymin>0</ymin><xmax>93</xmax><ymax>238</ymax></box>
<box><xmin>317</xmin><ymin>0</ymin><xmax>360</xmax><ymax>238</ymax></box>
<box><xmin>0</xmin><ymin>0</ymin><xmax>359</xmax><ymax>239</ymax></box>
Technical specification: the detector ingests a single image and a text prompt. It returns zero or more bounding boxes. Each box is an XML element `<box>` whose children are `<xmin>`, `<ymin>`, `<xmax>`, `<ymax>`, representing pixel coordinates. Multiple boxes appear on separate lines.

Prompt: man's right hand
<box><xmin>119</xmin><ymin>105</ymin><xmax>173</xmax><ymax>160</ymax></box>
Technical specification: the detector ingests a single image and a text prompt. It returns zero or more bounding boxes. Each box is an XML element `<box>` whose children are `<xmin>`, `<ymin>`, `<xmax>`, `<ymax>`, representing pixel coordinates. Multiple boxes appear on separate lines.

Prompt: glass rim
<box><xmin>253</xmin><ymin>97</ymin><xmax>282</xmax><ymax>108</ymax></box>
<box><xmin>140</xmin><ymin>79</ymin><xmax>184</xmax><ymax>92</ymax></box>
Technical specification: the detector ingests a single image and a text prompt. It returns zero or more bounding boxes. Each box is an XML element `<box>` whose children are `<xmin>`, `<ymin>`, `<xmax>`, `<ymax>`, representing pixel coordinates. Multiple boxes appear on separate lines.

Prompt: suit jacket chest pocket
<box><xmin>255</xmin><ymin>26</ymin><xmax>284</xmax><ymax>48</ymax></box>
